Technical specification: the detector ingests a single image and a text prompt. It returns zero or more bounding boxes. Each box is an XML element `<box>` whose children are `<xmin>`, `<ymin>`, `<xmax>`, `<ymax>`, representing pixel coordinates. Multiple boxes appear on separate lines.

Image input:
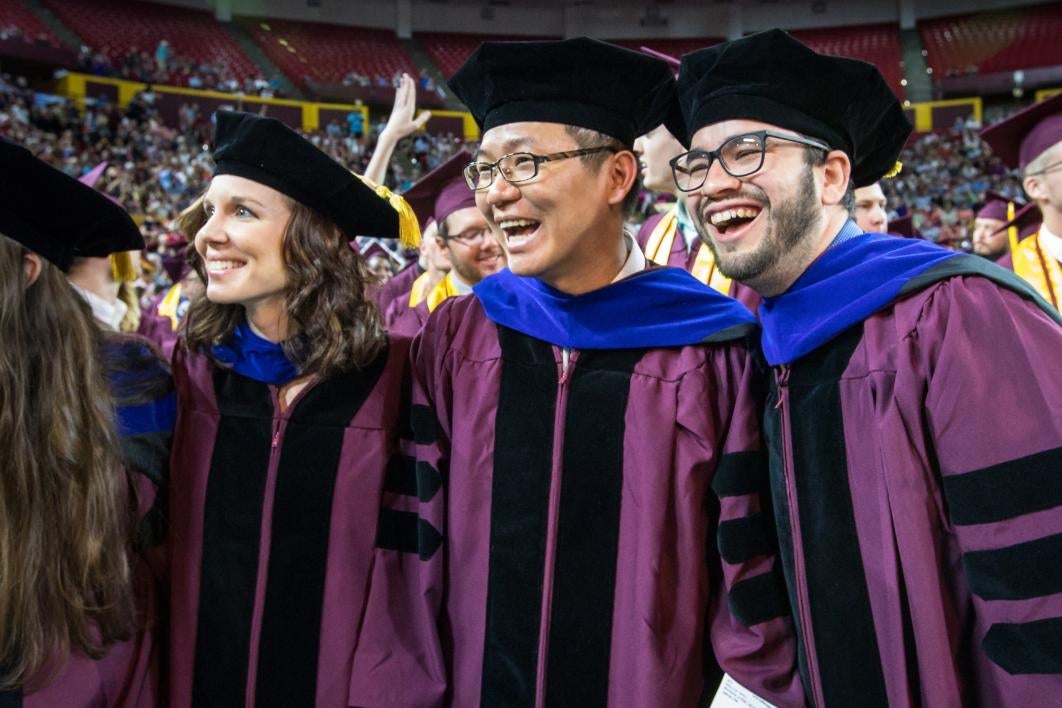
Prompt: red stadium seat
<box><xmin>919</xmin><ymin>4</ymin><xmax>1062</xmax><ymax>77</ymax></box>
<box><xmin>0</xmin><ymin>0</ymin><xmax>61</xmax><ymax>47</ymax></box>
<box><xmin>417</xmin><ymin>32</ymin><xmax>558</xmax><ymax>78</ymax></box>
<box><xmin>789</xmin><ymin>24</ymin><xmax>905</xmax><ymax>99</ymax></box>
<box><xmin>242</xmin><ymin>17</ymin><xmax>418</xmax><ymax>91</ymax></box>
<box><xmin>40</xmin><ymin>0</ymin><xmax>259</xmax><ymax>82</ymax></box>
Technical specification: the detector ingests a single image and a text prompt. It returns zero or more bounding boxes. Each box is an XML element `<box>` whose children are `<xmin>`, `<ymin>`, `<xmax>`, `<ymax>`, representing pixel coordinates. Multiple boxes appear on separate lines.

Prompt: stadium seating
<box><xmin>417</xmin><ymin>32</ymin><xmax>557</xmax><ymax>78</ymax></box>
<box><xmin>243</xmin><ymin>17</ymin><xmax>417</xmax><ymax>90</ymax></box>
<box><xmin>789</xmin><ymin>24</ymin><xmax>905</xmax><ymax>99</ymax></box>
<box><xmin>0</xmin><ymin>0</ymin><xmax>61</xmax><ymax>47</ymax></box>
<box><xmin>40</xmin><ymin>0</ymin><xmax>258</xmax><ymax>80</ymax></box>
<box><xmin>919</xmin><ymin>4</ymin><xmax>1062</xmax><ymax>77</ymax></box>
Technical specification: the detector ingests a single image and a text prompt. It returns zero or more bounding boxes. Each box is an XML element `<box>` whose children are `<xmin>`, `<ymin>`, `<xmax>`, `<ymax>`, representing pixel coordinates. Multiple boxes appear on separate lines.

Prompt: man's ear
<box><xmin>1023</xmin><ymin>173</ymin><xmax>1045</xmax><ymax>203</ymax></box>
<box><xmin>606</xmin><ymin>150</ymin><xmax>639</xmax><ymax>208</ymax></box>
<box><xmin>821</xmin><ymin>150</ymin><xmax>852</xmax><ymax>207</ymax></box>
<box><xmin>23</xmin><ymin>251</ymin><xmax>42</xmax><ymax>288</ymax></box>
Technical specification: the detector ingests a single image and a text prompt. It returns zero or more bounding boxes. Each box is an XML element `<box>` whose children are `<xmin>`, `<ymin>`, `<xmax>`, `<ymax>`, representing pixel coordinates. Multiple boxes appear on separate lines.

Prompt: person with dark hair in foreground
<box><xmin>676</xmin><ymin>28</ymin><xmax>1062</xmax><ymax>706</ymax></box>
<box><xmin>0</xmin><ymin>137</ymin><xmax>159</xmax><ymax>707</ymax></box>
<box><xmin>351</xmin><ymin>37</ymin><xmax>802</xmax><ymax>707</ymax></box>
<box><xmin>166</xmin><ymin>111</ymin><xmax>418</xmax><ymax>708</ymax></box>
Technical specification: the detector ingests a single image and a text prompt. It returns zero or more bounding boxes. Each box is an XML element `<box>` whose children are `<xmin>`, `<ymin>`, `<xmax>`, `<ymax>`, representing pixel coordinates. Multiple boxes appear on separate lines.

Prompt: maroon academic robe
<box><xmin>167</xmin><ymin>336</ymin><xmax>411</xmax><ymax>708</ymax></box>
<box><xmin>765</xmin><ymin>275</ymin><xmax>1062</xmax><ymax>706</ymax></box>
<box><xmin>137</xmin><ymin>291</ymin><xmax>181</xmax><ymax>363</ymax></box>
<box><xmin>351</xmin><ymin>293</ymin><xmax>804</xmax><ymax>707</ymax></box>
<box><xmin>388</xmin><ymin>297</ymin><xmax>436</xmax><ymax>338</ymax></box>
<box><xmin>376</xmin><ymin>261</ymin><xmax>423</xmax><ymax>315</ymax></box>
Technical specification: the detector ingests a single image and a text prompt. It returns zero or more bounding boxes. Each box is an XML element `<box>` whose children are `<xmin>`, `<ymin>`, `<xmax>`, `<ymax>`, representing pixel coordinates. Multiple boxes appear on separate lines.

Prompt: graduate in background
<box><xmin>853</xmin><ymin>181</ymin><xmax>888</xmax><ymax>234</ymax></box>
<box><xmin>351</xmin><ymin>38</ymin><xmax>801</xmax><ymax>708</ymax></box>
<box><xmin>982</xmin><ymin>92</ymin><xmax>1062</xmax><ymax>309</ymax></box>
<box><xmin>167</xmin><ymin>111</ymin><xmax>417</xmax><ymax>708</ymax></box>
<box><xmin>138</xmin><ymin>198</ymin><xmax>206</xmax><ymax>361</ymax></box>
<box><xmin>0</xmin><ymin>137</ymin><xmax>158</xmax><ymax>707</ymax></box>
<box><xmin>380</xmin><ymin>219</ymin><xmax>450</xmax><ymax>328</ymax></box>
<box><xmin>389</xmin><ymin>149</ymin><xmax>505</xmax><ymax>335</ymax></box>
<box><xmin>675</xmin><ymin>29</ymin><xmax>1062</xmax><ymax>706</ymax></box>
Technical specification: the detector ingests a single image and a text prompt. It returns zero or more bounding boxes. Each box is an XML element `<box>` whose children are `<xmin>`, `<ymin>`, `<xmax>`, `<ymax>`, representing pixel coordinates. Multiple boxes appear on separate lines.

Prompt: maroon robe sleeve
<box><xmin>349</xmin><ymin>308</ymin><xmax>451</xmax><ymax>707</ymax></box>
<box><xmin>696</xmin><ymin>343</ymin><xmax>804</xmax><ymax>706</ymax></box>
<box><xmin>899</xmin><ymin>276</ymin><xmax>1062</xmax><ymax>701</ymax></box>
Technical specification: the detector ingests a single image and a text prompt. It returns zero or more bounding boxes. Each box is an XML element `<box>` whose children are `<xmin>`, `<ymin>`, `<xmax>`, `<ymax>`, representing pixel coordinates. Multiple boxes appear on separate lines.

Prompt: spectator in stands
<box><xmin>676</xmin><ymin>28</ymin><xmax>1062</xmax><ymax>707</ymax></box>
<box><xmin>154</xmin><ymin>39</ymin><xmax>171</xmax><ymax>72</ymax></box>
<box><xmin>167</xmin><ymin>110</ymin><xmax>418</xmax><ymax>708</ymax></box>
<box><xmin>982</xmin><ymin>92</ymin><xmax>1062</xmax><ymax>309</ymax></box>
<box><xmin>853</xmin><ymin>181</ymin><xmax>888</xmax><ymax>233</ymax></box>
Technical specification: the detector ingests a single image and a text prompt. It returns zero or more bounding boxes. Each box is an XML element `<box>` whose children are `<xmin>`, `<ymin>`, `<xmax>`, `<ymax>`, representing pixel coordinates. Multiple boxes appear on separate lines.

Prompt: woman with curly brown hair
<box><xmin>0</xmin><ymin>137</ymin><xmax>157</xmax><ymax>706</ymax></box>
<box><xmin>167</xmin><ymin>111</ymin><xmax>420</xmax><ymax>708</ymax></box>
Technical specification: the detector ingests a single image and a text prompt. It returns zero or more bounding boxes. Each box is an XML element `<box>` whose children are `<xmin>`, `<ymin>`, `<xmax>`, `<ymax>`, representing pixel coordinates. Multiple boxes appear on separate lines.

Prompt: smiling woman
<box><xmin>167</xmin><ymin>111</ymin><xmax>418</xmax><ymax>708</ymax></box>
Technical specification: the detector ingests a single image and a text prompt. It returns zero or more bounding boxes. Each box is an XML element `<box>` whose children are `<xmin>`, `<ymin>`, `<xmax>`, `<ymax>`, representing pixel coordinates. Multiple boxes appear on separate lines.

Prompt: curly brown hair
<box><xmin>182</xmin><ymin>198</ymin><xmax>385</xmax><ymax>377</ymax></box>
<box><xmin>0</xmin><ymin>236</ymin><xmax>135</xmax><ymax>689</ymax></box>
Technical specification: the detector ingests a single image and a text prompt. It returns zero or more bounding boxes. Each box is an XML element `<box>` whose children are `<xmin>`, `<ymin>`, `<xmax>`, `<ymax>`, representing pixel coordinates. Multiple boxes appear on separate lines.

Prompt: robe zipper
<box><xmin>775</xmin><ymin>365</ymin><xmax>826</xmax><ymax>708</ymax></box>
<box><xmin>533</xmin><ymin>348</ymin><xmax>578</xmax><ymax>707</ymax></box>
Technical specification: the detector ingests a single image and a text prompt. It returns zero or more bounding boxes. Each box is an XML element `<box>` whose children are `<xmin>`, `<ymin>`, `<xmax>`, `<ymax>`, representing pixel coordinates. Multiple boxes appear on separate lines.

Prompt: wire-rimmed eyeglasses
<box><xmin>463</xmin><ymin>146</ymin><xmax>618</xmax><ymax>191</ymax></box>
<box><xmin>669</xmin><ymin>130</ymin><xmax>831</xmax><ymax>192</ymax></box>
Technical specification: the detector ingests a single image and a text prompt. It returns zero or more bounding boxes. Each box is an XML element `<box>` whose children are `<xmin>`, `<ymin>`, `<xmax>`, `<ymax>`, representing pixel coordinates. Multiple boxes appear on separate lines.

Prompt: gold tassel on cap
<box><xmin>110</xmin><ymin>251</ymin><xmax>137</xmax><ymax>282</ymax></box>
<box><xmin>882</xmin><ymin>161</ymin><xmax>903</xmax><ymax>179</ymax></box>
<box><xmin>354</xmin><ymin>174</ymin><xmax>422</xmax><ymax>249</ymax></box>
<box><xmin>1006</xmin><ymin>201</ymin><xmax>1019</xmax><ymax>256</ymax></box>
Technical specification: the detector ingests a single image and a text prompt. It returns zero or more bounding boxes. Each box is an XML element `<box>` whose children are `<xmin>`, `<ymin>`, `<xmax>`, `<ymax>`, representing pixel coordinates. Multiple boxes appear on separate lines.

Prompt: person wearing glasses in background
<box><xmin>388</xmin><ymin>149</ymin><xmax>506</xmax><ymax>336</ymax></box>
<box><xmin>675</xmin><ymin>29</ymin><xmax>1062</xmax><ymax>706</ymax></box>
<box><xmin>982</xmin><ymin>92</ymin><xmax>1062</xmax><ymax>310</ymax></box>
<box><xmin>350</xmin><ymin>37</ymin><xmax>803</xmax><ymax>707</ymax></box>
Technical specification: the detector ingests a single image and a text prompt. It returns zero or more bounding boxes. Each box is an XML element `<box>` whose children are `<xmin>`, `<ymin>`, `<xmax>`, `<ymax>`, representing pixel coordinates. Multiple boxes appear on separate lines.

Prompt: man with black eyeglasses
<box><xmin>982</xmin><ymin>92</ymin><xmax>1062</xmax><ymax>310</ymax></box>
<box><xmin>390</xmin><ymin>150</ymin><xmax>506</xmax><ymax>335</ymax></box>
<box><xmin>675</xmin><ymin>29</ymin><xmax>1062</xmax><ymax>707</ymax></box>
<box><xmin>349</xmin><ymin>36</ymin><xmax>804</xmax><ymax>707</ymax></box>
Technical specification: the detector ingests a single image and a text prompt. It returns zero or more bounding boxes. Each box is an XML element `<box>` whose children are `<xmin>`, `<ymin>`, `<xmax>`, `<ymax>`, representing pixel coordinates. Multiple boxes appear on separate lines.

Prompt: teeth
<box><xmin>709</xmin><ymin>207</ymin><xmax>760</xmax><ymax>227</ymax></box>
<box><xmin>497</xmin><ymin>218</ymin><xmax>539</xmax><ymax>230</ymax></box>
<box><xmin>207</xmin><ymin>260</ymin><xmax>245</xmax><ymax>272</ymax></box>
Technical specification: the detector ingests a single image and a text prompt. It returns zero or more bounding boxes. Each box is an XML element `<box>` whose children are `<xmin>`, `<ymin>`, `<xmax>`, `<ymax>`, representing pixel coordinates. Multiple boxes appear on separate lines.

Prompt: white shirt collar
<box><xmin>1038</xmin><ymin>223</ymin><xmax>1062</xmax><ymax>264</ymax></box>
<box><xmin>69</xmin><ymin>282</ymin><xmax>127</xmax><ymax>331</ymax></box>
<box><xmin>450</xmin><ymin>270</ymin><xmax>475</xmax><ymax>296</ymax></box>
<box><xmin>612</xmin><ymin>231</ymin><xmax>648</xmax><ymax>283</ymax></box>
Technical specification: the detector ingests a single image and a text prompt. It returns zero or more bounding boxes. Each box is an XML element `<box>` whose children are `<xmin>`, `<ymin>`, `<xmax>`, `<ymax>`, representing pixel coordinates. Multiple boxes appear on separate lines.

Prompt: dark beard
<box><xmin>696</xmin><ymin>165</ymin><xmax>820</xmax><ymax>283</ymax></box>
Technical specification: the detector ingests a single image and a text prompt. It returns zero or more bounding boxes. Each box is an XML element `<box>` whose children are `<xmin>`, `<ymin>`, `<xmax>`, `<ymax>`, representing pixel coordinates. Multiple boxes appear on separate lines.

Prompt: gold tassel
<box><xmin>1006</xmin><ymin>201</ymin><xmax>1019</xmax><ymax>256</ymax></box>
<box><xmin>354</xmin><ymin>174</ymin><xmax>422</xmax><ymax>249</ymax></box>
<box><xmin>110</xmin><ymin>251</ymin><xmax>137</xmax><ymax>282</ymax></box>
<box><xmin>882</xmin><ymin>161</ymin><xmax>903</xmax><ymax>179</ymax></box>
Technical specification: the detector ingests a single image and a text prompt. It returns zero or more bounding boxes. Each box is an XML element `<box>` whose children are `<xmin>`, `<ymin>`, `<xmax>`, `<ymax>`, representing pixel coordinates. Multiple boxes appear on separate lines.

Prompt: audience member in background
<box><xmin>0</xmin><ymin>137</ymin><xmax>159</xmax><ymax>707</ymax></box>
<box><xmin>982</xmin><ymin>92</ymin><xmax>1062</xmax><ymax>309</ymax></box>
<box><xmin>378</xmin><ymin>219</ymin><xmax>451</xmax><ymax>324</ymax></box>
<box><xmin>676</xmin><ymin>29</ymin><xmax>1062</xmax><ymax>706</ymax></box>
<box><xmin>138</xmin><ymin>198</ymin><xmax>205</xmax><ymax>360</ymax></box>
<box><xmin>166</xmin><ymin>111</ymin><xmax>417</xmax><ymax>708</ymax></box>
<box><xmin>853</xmin><ymin>180</ymin><xmax>888</xmax><ymax>233</ymax></box>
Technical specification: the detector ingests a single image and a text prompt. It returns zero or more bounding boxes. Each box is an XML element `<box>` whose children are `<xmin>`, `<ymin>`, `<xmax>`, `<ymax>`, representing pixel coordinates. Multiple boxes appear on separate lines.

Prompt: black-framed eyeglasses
<box><xmin>445</xmin><ymin>226</ymin><xmax>492</xmax><ymax>245</ymax></box>
<box><xmin>669</xmin><ymin>130</ymin><xmax>831</xmax><ymax>192</ymax></box>
<box><xmin>463</xmin><ymin>146</ymin><xmax>618</xmax><ymax>191</ymax></box>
